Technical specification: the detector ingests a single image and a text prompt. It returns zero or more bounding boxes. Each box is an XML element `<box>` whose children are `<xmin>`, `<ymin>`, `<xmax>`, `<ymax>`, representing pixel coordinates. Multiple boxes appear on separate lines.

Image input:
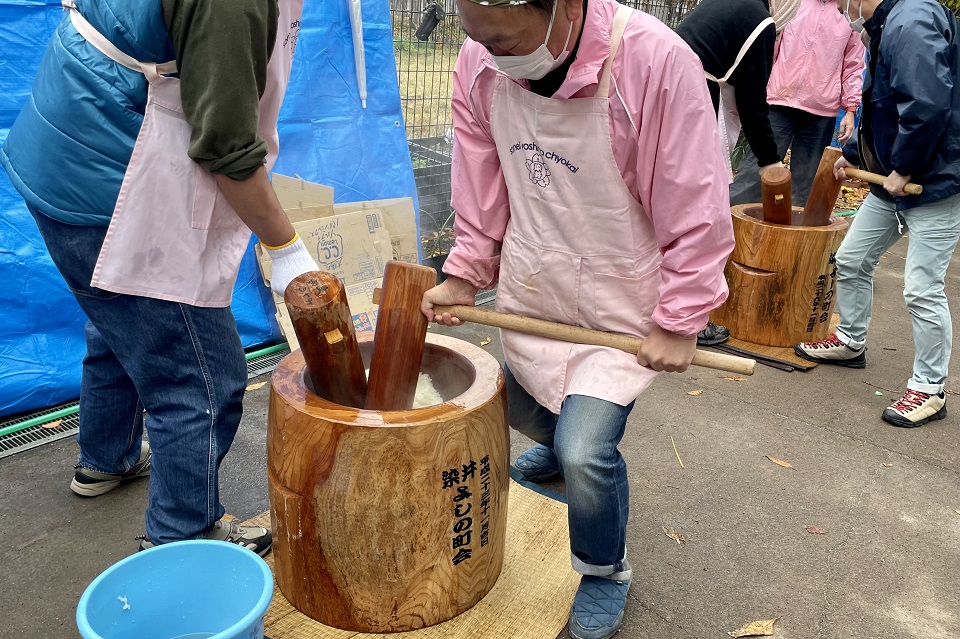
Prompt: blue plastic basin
<box><xmin>77</xmin><ymin>540</ymin><xmax>273</xmax><ymax>639</ymax></box>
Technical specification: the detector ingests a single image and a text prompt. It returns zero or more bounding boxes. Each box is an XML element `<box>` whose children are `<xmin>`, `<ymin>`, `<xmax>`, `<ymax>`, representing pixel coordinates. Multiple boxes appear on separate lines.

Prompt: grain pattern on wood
<box><xmin>268</xmin><ymin>334</ymin><xmax>509</xmax><ymax>632</ymax></box>
<box><xmin>709</xmin><ymin>205</ymin><xmax>849</xmax><ymax>347</ymax></box>
<box><xmin>761</xmin><ymin>166</ymin><xmax>793</xmax><ymax>225</ymax></box>
<box><xmin>801</xmin><ymin>147</ymin><xmax>844</xmax><ymax>226</ymax></box>
<box><xmin>365</xmin><ymin>261</ymin><xmax>437</xmax><ymax>410</ymax></box>
<box><xmin>432</xmin><ymin>305</ymin><xmax>756</xmax><ymax>376</ymax></box>
<box><xmin>283</xmin><ymin>272</ymin><xmax>367</xmax><ymax>407</ymax></box>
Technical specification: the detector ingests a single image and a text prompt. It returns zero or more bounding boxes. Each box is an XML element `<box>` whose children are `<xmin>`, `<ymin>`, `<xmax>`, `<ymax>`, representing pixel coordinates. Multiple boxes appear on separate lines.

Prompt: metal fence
<box><xmin>396</xmin><ymin>0</ymin><xmax>960</xmax><ymax>253</ymax></box>
<box><xmin>392</xmin><ymin>0</ymin><xmax>702</xmax><ymax>254</ymax></box>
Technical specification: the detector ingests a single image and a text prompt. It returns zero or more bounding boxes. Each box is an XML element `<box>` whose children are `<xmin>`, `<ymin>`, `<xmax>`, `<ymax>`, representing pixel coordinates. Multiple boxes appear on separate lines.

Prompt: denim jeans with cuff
<box><xmin>505</xmin><ymin>365</ymin><xmax>634</xmax><ymax>580</ymax></box>
<box><xmin>29</xmin><ymin>206</ymin><xmax>247</xmax><ymax>544</ymax></box>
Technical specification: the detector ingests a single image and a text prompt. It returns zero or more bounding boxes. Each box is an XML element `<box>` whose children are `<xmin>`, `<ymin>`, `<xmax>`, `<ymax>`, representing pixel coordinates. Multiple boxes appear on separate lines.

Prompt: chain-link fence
<box><xmin>393</xmin><ymin>0</ymin><xmax>702</xmax><ymax>255</ymax></box>
<box><xmin>395</xmin><ymin>0</ymin><xmax>960</xmax><ymax>253</ymax></box>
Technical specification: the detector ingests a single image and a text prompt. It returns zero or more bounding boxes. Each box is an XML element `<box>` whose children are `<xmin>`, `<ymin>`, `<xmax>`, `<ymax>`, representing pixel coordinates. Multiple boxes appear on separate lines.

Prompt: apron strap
<box><xmin>704</xmin><ymin>16</ymin><xmax>774</xmax><ymax>84</ymax></box>
<box><xmin>62</xmin><ymin>0</ymin><xmax>178</xmax><ymax>81</ymax></box>
<box><xmin>595</xmin><ymin>5</ymin><xmax>631</xmax><ymax>98</ymax></box>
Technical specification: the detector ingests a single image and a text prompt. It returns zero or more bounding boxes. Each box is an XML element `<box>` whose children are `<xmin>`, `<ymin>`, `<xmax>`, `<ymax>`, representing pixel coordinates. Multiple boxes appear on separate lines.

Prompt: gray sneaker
<box><xmin>794</xmin><ymin>333</ymin><xmax>866</xmax><ymax>368</ymax></box>
<box><xmin>138</xmin><ymin>520</ymin><xmax>273</xmax><ymax>557</ymax></box>
<box><xmin>70</xmin><ymin>441</ymin><xmax>151</xmax><ymax>497</ymax></box>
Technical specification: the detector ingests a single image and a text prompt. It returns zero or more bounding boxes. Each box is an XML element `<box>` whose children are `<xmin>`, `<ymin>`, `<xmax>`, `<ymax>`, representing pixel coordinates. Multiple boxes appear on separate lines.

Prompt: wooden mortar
<box><xmin>709</xmin><ymin>205</ymin><xmax>849</xmax><ymax>347</ymax></box>
<box><xmin>267</xmin><ymin>333</ymin><xmax>509</xmax><ymax>632</ymax></box>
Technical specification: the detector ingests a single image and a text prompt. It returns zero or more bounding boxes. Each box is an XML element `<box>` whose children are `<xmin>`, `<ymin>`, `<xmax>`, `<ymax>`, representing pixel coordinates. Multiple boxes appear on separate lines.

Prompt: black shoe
<box><xmin>70</xmin><ymin>441</ymin><xmax>151</xmax><ymax>497</ymax></box>
<box><xmin>696</xmin><ymin>322</ymin><xmax>730</xmax><ymax>346</ymax></box>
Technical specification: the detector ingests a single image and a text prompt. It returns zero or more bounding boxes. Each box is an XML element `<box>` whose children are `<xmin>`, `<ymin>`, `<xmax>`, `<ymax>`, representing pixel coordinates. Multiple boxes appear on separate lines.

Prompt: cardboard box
<box><xmin>258</xmin><ymin>175</ymin><xmax>420</xmax><ymax>349</ymax></box>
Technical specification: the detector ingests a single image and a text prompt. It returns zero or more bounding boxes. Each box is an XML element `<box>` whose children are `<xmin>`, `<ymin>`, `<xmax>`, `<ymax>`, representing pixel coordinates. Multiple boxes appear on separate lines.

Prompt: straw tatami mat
<box><xmin>243</xmin><ymin>478</ymin><xmax>578</xmax><ymax>639</ymax></box>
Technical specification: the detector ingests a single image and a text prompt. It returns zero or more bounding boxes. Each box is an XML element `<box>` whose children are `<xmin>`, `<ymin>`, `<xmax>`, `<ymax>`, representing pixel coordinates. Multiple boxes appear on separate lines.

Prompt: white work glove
<box><xmin>264</xmin><ymin>235</ymin><xmax>317</xmax><ymax>298</ymax></box>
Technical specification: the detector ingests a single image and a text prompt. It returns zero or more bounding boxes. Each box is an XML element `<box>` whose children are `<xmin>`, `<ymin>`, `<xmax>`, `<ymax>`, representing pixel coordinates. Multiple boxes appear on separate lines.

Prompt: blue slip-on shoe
<box><xmin>568</xmin><ymin>575</ymin><xmax>631</xmax><ymax>639</ymax></box>
<box><xmin>512</xmin><ymin>444</ymin><xmax>561</xmax><ymax>482</ymax></box>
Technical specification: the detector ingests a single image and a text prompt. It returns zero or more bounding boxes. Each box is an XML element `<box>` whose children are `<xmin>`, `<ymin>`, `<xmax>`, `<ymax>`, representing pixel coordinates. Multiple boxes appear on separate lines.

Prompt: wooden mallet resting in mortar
<box><xmin>365</xmin><ymin>261</ymin><xmax>438</xmax><ymax>411</ymax></box>
<box><xmin>283</xmin><ymin>271</ymin><xmax>368</xmax><ymax>407</ymax></box>
<box><xmin>761</xmin><ymin>165</ymin><xmax>794</xmax><ymax>226</ymax></box>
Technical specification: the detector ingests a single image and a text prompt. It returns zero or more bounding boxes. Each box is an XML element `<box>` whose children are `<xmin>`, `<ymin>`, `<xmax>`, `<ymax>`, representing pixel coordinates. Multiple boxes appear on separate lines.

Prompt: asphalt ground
<box><xmin>2</xmin><ymin>234</ymin><xmax>958</xmax><ymax>639</ymax></box>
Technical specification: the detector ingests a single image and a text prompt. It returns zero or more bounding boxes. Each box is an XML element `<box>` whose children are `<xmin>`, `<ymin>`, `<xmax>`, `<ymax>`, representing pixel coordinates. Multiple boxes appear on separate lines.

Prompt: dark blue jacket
<box><xmin>843</xmin><ymin>0</ymin><xmax>960</xmax><ymax>210</ymax></box>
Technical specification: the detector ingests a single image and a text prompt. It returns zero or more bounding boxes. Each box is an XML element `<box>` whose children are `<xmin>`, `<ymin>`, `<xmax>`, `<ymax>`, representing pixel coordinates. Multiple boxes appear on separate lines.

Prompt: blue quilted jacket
<box><xmin>1</xmin><ymin>0</ymin><xmax>175</xmax><ymax>226</ymax></box>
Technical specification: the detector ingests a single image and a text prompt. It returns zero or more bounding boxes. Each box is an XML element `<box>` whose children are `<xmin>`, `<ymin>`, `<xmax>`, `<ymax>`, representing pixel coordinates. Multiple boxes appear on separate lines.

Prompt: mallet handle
<box><xmin>844</xmin><ymin>168</ymin><xmax>923</xmax><ymax>195</ymax></box>
<box><xmin>433</xmin><ymin>305</ymin><xmax>755</xmax><ymax>376</ymax></box>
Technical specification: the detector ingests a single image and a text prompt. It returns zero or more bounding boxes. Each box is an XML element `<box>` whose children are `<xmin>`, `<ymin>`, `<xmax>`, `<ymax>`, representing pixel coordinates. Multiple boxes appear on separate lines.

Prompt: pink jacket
<box><xmin>767</xmin><ymin>0</ymin><xmax>865</xmax><ymax>116</ymax></box>
<box><xmin>444</xmin><ymin>0</ymin><xmax>735</xmax><ymax>337</ymax></box>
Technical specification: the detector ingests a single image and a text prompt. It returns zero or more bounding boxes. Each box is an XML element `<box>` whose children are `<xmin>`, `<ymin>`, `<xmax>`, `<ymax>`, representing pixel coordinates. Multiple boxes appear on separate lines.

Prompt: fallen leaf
<box><xmin>722</xmin><ymin>376</ymin><xmax>746</xmax><ymax>382</ymax></box>
<box><xmin>41</xmin><ymin>419</ymin><xmax>62</xmax><ymax>430</ymax></box>
<box><xmin>687</xmin><ymin>389</ymin><xmax>704</xmax><ymax>396</ymax></box>
<box><xmin>662</xmin><ymin>527</ymin><xmax>686</xmax><ymax>544</ymax></box>
<box><xmin>765</xmin><ymin>456</ymin><xmax>795</xmax><ymax>470</ymax></box>
<box><xmin>479</xmin><ymin>337</ymin><xmax>492</xmax><ymax>347</ymax></box>
<box><xmin>875</xmin><ymin>391</ymin><xmax>884</xmax><ymax>396</ymax></box>
<box><xmin>882</xmin><ymin>463</ymin><xmax>893</xmax><ymax>468</ymax></box>
<box><xmin>803</xmin><ymin>525</ymin><xmax>827</xmax><ymax>535</ymax></box>
<box><xmin>246</xmin><ymin>381</ymin><xmax>267</xmax><ymax>392</ymax></box>
<box><xmin>728</xmin><ymin>618</ymin><xmax>780</xmax><ymax>638</ymax></box>
<box><xmin>221</xmin><ymin>513</ymin><xmax>237</xmax><ymax>523</ymax></box>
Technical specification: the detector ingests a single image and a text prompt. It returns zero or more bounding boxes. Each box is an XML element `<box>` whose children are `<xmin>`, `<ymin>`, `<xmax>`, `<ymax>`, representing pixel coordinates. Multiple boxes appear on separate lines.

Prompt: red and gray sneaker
<box><xmin>882</xmin><ymin>390</ymin><xmax>947</xmax><ymax>428</ymax></box>
<box><xmin>794</xmin><ymin>333</ymin><xmax>866</xmax><ymax>368</ymax></box>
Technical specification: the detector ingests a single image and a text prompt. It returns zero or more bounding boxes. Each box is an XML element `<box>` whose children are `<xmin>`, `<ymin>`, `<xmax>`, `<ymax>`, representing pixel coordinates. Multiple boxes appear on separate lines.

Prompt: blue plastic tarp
<box><xmin>0</xmin><ymin>0</ymin><xmax>416</xmax><ymax>418</ymax></box>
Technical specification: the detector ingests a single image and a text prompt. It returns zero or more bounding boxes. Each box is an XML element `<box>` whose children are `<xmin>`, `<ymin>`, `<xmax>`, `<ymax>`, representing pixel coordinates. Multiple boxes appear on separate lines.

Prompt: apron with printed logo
<box><xmin>704</xmin><ymin>16</ymin><xmax>775</xmax><ymax>182</ymax></box>
<box><xmin>66</xmin><ymin>0</ymin><xmax>304</xmax><ymax>307</ymax></box>
<box><xmin>490</xmin><ymin>5</ymin><xmax>661</xmax><ymax>414</ymax></box>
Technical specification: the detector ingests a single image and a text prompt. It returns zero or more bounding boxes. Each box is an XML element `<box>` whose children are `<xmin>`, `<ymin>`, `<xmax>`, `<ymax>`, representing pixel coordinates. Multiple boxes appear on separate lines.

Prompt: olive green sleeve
<box><xmin>161</xmin><ymin>0</ymin><xmax>279</xmax><ymax>180</ymax></box>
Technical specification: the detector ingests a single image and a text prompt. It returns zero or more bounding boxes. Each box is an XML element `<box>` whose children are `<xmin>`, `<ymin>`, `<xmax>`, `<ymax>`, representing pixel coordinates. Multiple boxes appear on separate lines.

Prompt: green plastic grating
<box><xmin>0</xmin><ymin>345</ymin><xmax>291</xmax><ymax>460</ymax></box>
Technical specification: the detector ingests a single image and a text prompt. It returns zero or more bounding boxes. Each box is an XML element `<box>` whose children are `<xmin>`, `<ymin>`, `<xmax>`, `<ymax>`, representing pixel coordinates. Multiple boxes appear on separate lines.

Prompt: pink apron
<box><xmin>704</xmin><ymin>16</ymin><xmax>775</xmax><ymax>182</ymax></box>
<box><xmin>70</xmin><ymin>0</ymin><xmax>304</xmax><ymax>307</ymax></box>
<box><xmin>490</xmin><ymin>5</ymin><xmax>661</xmax><ymax>414</ymax></box>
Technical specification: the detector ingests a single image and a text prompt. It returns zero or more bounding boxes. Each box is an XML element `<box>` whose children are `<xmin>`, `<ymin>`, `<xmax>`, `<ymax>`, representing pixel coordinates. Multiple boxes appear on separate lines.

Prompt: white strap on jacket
<box><xmin>595</xmin><ymin>5</ymin><xmax>631</xmax><ymax>98</ymax></box>
<box><xmin>62</xmin><ymin>0</ymin><xmax>177</xmax><ymax>81</ymax></box>
<box><xmin>704</xmin><ymin>16</ymin><xmax>775</xmax><ymax>84</ymax></box>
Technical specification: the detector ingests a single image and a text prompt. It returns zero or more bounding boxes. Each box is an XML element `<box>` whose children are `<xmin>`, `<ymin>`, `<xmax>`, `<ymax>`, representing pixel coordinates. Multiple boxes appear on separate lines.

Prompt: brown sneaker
<box><xmin>882</xmin><ymin>390</ymin><xmax>947</xmax><ymax>428</ymax></box>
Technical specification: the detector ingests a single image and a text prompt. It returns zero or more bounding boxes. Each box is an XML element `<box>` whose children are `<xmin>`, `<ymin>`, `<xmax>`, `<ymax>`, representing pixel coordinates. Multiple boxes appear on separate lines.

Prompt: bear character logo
<box><xmin>525</xmin><ymin>151</ymin><xmax>551</xmax><ymax>187</ymax></box>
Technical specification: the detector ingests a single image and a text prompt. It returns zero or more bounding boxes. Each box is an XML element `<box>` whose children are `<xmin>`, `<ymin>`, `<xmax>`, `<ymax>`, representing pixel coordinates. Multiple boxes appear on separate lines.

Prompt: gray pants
<box><xmin>834</xmin><ymin>192</ymin><xmax>960</xmax><ymax>393</ymax></box>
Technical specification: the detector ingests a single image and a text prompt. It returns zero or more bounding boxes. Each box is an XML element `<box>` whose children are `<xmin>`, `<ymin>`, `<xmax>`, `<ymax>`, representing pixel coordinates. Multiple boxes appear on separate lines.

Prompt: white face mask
<box><xmin>491</xmin><ymin>2</ymin><xmax>574</xmax><ymax>80</ymax></box>
<box><xmin>844</xmin><ymin>0</ymin><xmax>865</xmax><ymax>32</ymax></box>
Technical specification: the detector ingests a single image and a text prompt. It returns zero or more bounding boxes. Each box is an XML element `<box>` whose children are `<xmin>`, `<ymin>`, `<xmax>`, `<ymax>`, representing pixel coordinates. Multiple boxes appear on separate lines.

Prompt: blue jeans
<box><xmin>730</xmin><ymin>105</ymin><xmax>838</xmax><ymax>208</ymax></box>
<box><xmin>29</xmin><ymin>207</ymin><xmax>247</xmax><ymax>544</ymax></box>
<box><xmin>833</xmin><ymin>193</ymin><xmax>960</xmax><ymax>393</ymax></box>
<box><xmin>505</xmin><ymin>366</ymin><xmax>633</xmax><ymax>578</ymax></box>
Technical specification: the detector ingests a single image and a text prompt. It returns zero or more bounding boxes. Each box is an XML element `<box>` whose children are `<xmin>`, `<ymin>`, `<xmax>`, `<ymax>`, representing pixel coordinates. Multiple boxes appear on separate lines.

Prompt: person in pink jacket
<box><xmin>730</xmin><ymin>0</ymin><xmax>866</xmax><ymax>207</ymax></box>
<box><xmin>420</xmin><ymin>0</ymin><xmax>734</xmax><ymax>636</ymax></box>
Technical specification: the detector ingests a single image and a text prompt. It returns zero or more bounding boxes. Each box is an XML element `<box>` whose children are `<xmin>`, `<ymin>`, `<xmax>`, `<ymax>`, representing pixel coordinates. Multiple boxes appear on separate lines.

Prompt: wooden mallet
<box><xmin>365</xmin><ymin>261</ymin><xmax>438</xmax><ymax>410</ymax></box>
<box><xmin>801</xmin><ymin>147</ymin><xmax>845</xmax><ymax>226</ymax></box>
<box><xmin>801</xmin><ymin>147</ymin><xmax>924</xmax><ymax>227</ymax></box>
<box><xmin>431</xmin><ymin>305</ymin><xmax>756</xmax><ymax>376</ymax></box>
<box><xmin>284</xmin><ymin>271</ymin><xmax>368</xmax><ymax>407</ymax></box>
<box><xmin>761</xmin><ymin>166</ymin><xmax>793</xmax><ymax>226</ymax></box>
